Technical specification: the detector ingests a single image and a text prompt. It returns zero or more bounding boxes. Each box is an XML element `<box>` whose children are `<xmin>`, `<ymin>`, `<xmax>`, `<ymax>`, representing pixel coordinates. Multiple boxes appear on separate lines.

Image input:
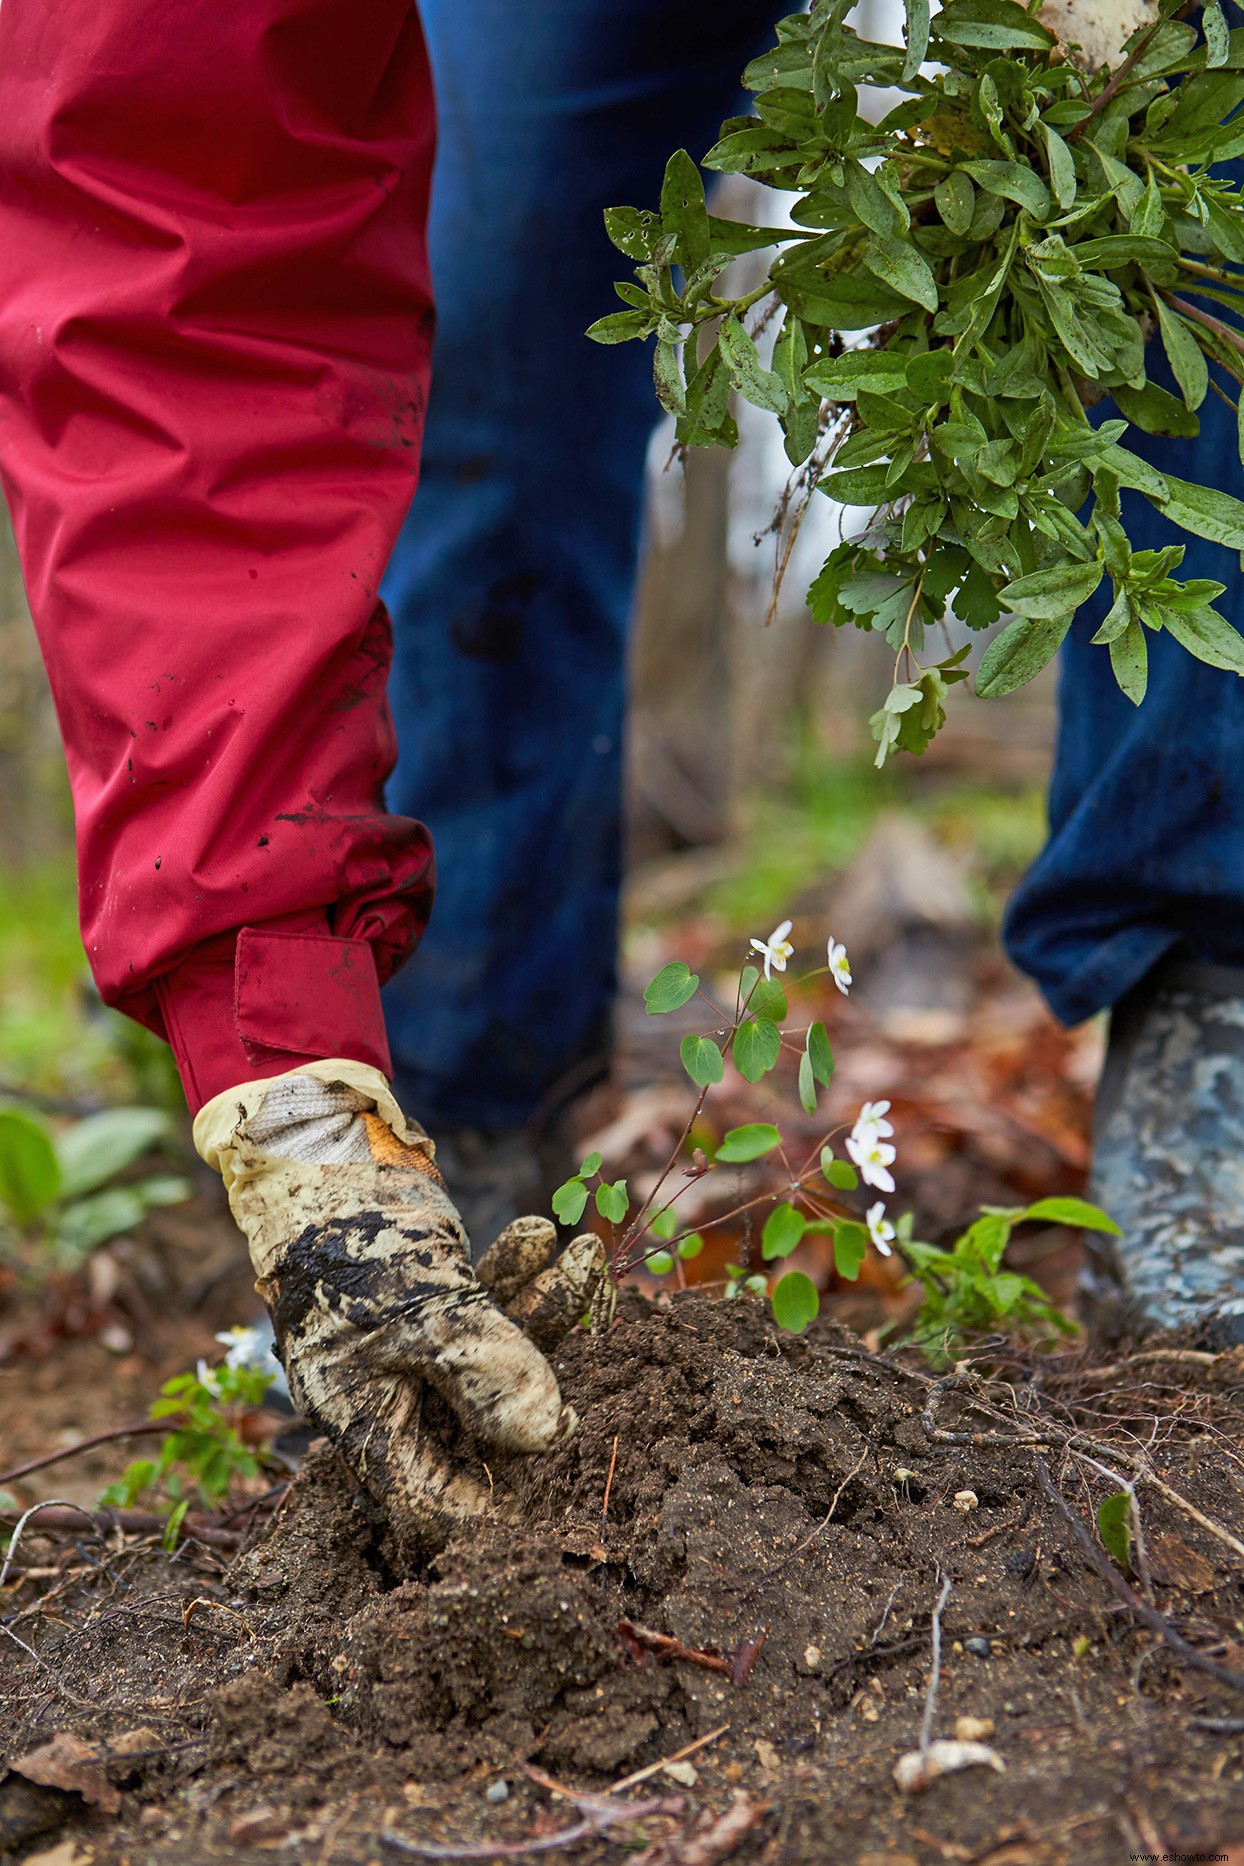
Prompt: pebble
<box><xmin>661</xmin><ymin>1760</ymin><xmax>698</xmax><ymax>1787</ymax></box>
<box><xmin>953</xmin><ymin>1489</ymin><xmax>979</xmax><ymax>1513</ymax></box>
<box><xmin>485</xmin><ymin>1780</ymin><xmax>509</xmax><ymax>1805</ymax></box>
<box><xmin>964</xmin><ymin>1636</ymin><xmax>992</xmax><ymax>1658</ymax></box>
<box><xmin>954</xmin><ymin>1715</ymin><xmax>996</xmax><ymax>1742</ymax></box>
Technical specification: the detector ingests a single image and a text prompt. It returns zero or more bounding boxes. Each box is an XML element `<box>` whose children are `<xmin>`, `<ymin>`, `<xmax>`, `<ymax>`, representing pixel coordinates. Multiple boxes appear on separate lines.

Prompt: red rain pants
<box><xmin>0</xmin><ymin>0</ymin><xmax>437</xmax><ymax>1112</ymax></box>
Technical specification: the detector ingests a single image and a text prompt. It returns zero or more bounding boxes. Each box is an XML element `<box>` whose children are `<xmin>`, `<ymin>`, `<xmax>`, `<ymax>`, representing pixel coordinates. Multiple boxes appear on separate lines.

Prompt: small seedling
<box><xmin>556</xmin><ymin>924</ymin><xmax>1114</xmax><ymax>1350</ymax></box>
<box><xmin>100</xmin><ymin>1355</ymin><xmax>275</xmax><ymax>1518</ymax></box>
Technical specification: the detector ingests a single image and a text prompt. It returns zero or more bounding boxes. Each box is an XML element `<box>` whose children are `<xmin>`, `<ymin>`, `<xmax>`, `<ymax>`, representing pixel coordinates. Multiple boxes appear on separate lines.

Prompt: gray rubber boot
<box><xmin>1085</xmin><ymin>953</ymin><xmax>1244</xmax><ymax>1346</ymax></box>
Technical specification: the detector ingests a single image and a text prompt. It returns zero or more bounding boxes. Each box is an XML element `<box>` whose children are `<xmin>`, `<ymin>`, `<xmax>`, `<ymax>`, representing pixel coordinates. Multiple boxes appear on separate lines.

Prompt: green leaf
<box><xmin>660</xmin><ymin>149</ymin><xmax>710</xmax><ymax>272</ymax></box>
<box><xmin>863</xmin><ymin>233</ymin><xmax>939</xmax><ymax>312</ymax></box>
<box><xmin>1153</xmin><ymin>302</ymin><xmax>1207</xmax><ymax>412</ymax></box>
<box><xmin>579</xmin><ymin>1151</ymin><xmax>603</xmax><ymax>1177</ymax></box>
<box><xmin>654</xmin><ymin>336</ymin><xmax>686</xmax><ymax>417</ymax></box>
<box><xmin>647</xmin><ymin>1250</ymin><xmax>675</xmax><ymax>1276</ymax></box>
<box><xmin>771</xmin><ymin>1269</ymin><xmax>820</xmax><ymax>1333</ymax></box>
<box><xmin>603</xmin><ymin>205</ymin><xmax>661</xmax><ymax>261</ymax></box>
<box><xmin>679</xmin><ymin>1232</ymin><xmax>705</xmax><ymax>1261</ymax></box>
<box><xmin>934</xmin><ymin>0</ymin><xmax>1054</xmax><ymax>50</ymax></box>
<box><xmin>1021</xmin><ymin>1196</ymin><xmax>1122</xmax><ymax>1234</ymax></box>
<box><xmin>552</xmin><ymin>1178</ymin><xmax>589</xmax><ymax>1225</ymax></box>
<box><xmin>803</xmin><ymin>352</ymin><xmax>909</xmax><ymax>401</ymax></box>
<box><xmin>741</xmin><ymin>967</ymin><xmax>788</xmax><ymax>1022</ymax></box>
<box><xmin>596</xmin><ymin>1179</ymin><xmax>629</xmax><ymax>1225</ymax></box>
<box><xmin>819</xmin><ymin>464</ymin><xmax>897</xmax><ymax>506</ymax></box>
<box><xmin>834</xmin><ymin>1221</ymin><xmax>869</xmax><ymax>1281</ymax></box>
<box><xmin>798</xmin><ymin>1047</ymin><xmax>818</xmax><ymax>1115</ymax></box>
<box><xmin>934</xmin><ymin>170</ymin><xmax>976</xmax><ymax>237</ymax></box>
<box><xmin>55</xmin><ymin>1106</ymin><xmax>171</xmax><ymax>1202</ymax></box>
<box><xmin>716</xmin><ymin>1123</ymin><xmax>782</xmax><ymax>1164</ymax></box>
<box><xmin>962</xmin><ymin>160</ymin><xmax>1050</xmax><ymax>220</ymax></box>
<box><xmin>1097</xmin><ymin>1490</ymin><xmax>1133</xmax><ymax>1570</ymax></box>
<box><xmin>1000</xmin><ymin>562</ymin><xmax>1103</xmax><ymax>619</ymax></box>
<box><xmin>718</xmin><ymin>314</ymin><xmax>787</xmax><ymax>414</ymax></box>
<box><xmin>1162</xmin><ymin>603</ymin><xmax>1244</xmax><ymax>675</ymax></box>
<box><xmin>733</xmin><ymin>1016</ymin><xmax>782</xmax><ymax>1083</ymax></box>
<box><xmin>1155</xmin><ymin>474</ymin><xmax>1244</xmax><ymax>550</ymax></box>
<box><xmin>1205</xmin><ymin>0</ymin><xmax>1231</xmax><ymax>68</ymax></box>
<box><xmin>777</xmin><ymin>270</ymin><xmax>909</xmax><ymax>331</ymax></box>
<box><xmin>822</xmin><ymin>1148</ymin><xmax>859</xmax><ymax>1192</ymax></box>
<box><xmin>1041</xmin><ymin>124</ymin><xmax>1077</xmax><ymax>212</ymax></box>
<box><xmin>1113</xmin><ymin>381</ymin><xmax>1199</xmax><ymax>439</ymax></box>
<box><xmin>976</xmin><ymin>615</ymin><xmax>1073</xmax><ymax>698</ymax></box>
<box><xmin>1129</xmin><ymin>175</ymin><xmax>1164</xmax><ymax>243</ymax></box>
<box><xmin>54</xmin><ymin>1186</ymin><xmax>150</xmax><ymax>1257</ymax></box>
<box><xmin>644</xmin><ymin>960</ymin><xmax>701</xmax><ymax>1014</ymax></box>
<box><xmin>1109</xmin><ymin>615</ymin><xmax>1149</xmax><ymax>706</ymax></box>
<box><xmin>0</xmin><ymin>1108</ymin><xmax>61</xmax><ymax>1226</ymax></box>
<box><xmin>651</xmin><ymin>1205</ymin><xmax>679</xmax><ymax>1241</ymax></box>
<box><xmin>806</xmin><ymin>1021</ymin><xmax>834</xmax><ymax>1087</ymax></box>
<box><xmin>586</xmin><ymin>309</ymin><xmax>650</xmax><ymax>346</ymax></box>
<box><xmin>762</xmin><ymin>1202</ymin><xmax>807</xmax><ymax>1260</ymax></box>
<box><xmin>902</xmin><ymin>0</ymin><xmax>931</xmax><ymax>81</ymax></box>
<box><xmin>680</xmin><ymin>1033</ymin><xmax>725</xmax><ymax>1087</ymax></box>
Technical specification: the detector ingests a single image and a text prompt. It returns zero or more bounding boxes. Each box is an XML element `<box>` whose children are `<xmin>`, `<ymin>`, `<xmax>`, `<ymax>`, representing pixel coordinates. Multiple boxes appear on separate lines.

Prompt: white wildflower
<box><xmin>750</xmin><ymin>918</ymin><xmax>794</xmax><ymax>980</ymax></box>
<box><xmin>215</xmin><ymin>1323</ymin><xmax>282</xmax><ymax>1379</ymax></box>
<box><xmin>847</xmin><ymin>1104</ymin><xmax>897</xmax><ymax>1193</ymax></box>
<box><xmin>866</xmin><ymin>1202</ymin><xmax>895</xmax><ymax>1257</ymax></box>
<box><xmin>857</xmin><ymin>1098</ymin><xmax>893</xmax><ymax>1138</ymax></box>
<box><xmin>826</xmin><ymin>936</ymin><xmax>852</xmax><ymax>995</ymax></box>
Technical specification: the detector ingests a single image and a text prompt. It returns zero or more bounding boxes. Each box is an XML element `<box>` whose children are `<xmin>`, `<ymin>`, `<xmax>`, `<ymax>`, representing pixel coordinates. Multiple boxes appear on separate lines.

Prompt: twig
<box><xmin>609</xmin><ymin>1724</ymin><xmax>731</xmax><ymax>1796</ymax></box>
<box><xmin>619</xmin><ymin>1620</ymin><xmax>733</xmax><ymax>1677</ymax></box>
<box><xmin>0</xmin><ymin>1502</ymin><xmax>242</xmax><ymax>1551</ymax></box>
<box><xmin>602</xmin><ymin>1436</ymin><xmax>619</xmax><ymax>1521</ymax></box>
<box><xmin>1035</xmin><ymin>1459</ymin><xmax>1244</xmax><ymax>1696</ymax></box>
<box><xmin>1189</xmin><ymin>1716</ymin><xmax>1244</xmax><ymax>1733</ymax></box>
<box><xmin>380</xmin><ymin>1793</ymin><xmax>681</xmax><ymax>1860</ymax></box>
<box><xmin>1</xmin><ymin>1497</ymin><xmax>99</xmax><ymax>1592</ymax></box>
<box><xmin>0</xmin><ymin>1422</ymin><xmax>170</xmax><ymax>1487</ymax></box>
<box><xmin>922</xmin><ymin>1381</ymin><xmax>1244</xmax><ymax>1562</ymax></box>
<box><xmin>920</xmin><ymin>1572</ymin><xmax>953</xmax><ymax>1755</ymax></box>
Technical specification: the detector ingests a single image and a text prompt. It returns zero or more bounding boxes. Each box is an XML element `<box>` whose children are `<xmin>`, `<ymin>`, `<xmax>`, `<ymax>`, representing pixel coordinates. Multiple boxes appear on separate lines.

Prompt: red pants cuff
<box><xmin>154</xmin><ymin>920</ymin><xmax>392</xmax><ymax>1114</ymax></box>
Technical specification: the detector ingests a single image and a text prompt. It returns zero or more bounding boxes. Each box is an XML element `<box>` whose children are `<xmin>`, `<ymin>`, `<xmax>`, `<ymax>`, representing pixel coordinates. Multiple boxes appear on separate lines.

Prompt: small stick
<box><xmin>602</xmin><ymin>1435</ymin><xmax>619</xmax><ymax>1520</ymax></box>
<box><xmin>920</xmin><ymin>1571</ymin><xmax>953</xmax><ymax>1756</ymax></box>
<box><xmin>0</xmin><ymin>1421</ymin><xmax>168</xmax><ymax>1487</ymax></box>
<box><xmin>1035</xmin><ymin>1460</ymin><xmax>1244</xmax><ymax>1696</ymax></box>
<box><xmin>608</xmin><ymin>1723</ymin><xmax>731</xmax><ymax>1796</ymax></box>
<box><xmin>380</xmin><ymin>1794</ymin><xmax>679</xmax><ymax>1860</ymax></box>
<box><xmin>0</xmin><ymin>1503</ymin><xmax>242</xmax><ymax>1550</ymax></box>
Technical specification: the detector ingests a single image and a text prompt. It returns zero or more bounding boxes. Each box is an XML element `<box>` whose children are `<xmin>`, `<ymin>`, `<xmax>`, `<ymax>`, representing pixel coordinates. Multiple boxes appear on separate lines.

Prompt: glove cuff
<box><xmin>193</xmin><ymin>1057</ymin><xmax>421</xmax><ymax>1190</ymax></box>
<box><xmin>155</xmin><ymin>922</ymin><xmax>392</xmax><ymax>1113</ymax></box>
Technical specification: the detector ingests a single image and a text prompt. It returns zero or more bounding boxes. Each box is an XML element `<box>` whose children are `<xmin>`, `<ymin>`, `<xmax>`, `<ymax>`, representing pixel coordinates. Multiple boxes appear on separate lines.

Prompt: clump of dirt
<box><xmin>3</xmin><ymin>1290</ymin><xmax>1244</xmax><ymax>1865</ymax></box>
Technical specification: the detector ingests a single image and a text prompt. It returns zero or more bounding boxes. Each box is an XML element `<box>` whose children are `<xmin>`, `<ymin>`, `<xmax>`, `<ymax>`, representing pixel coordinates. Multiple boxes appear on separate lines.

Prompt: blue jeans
<box><xmin>381</xmin><ymin>0</ymin><xmax>778</xmax><ymax>1129</ymax></box>
<box><xmin>1003</xmin><ymin>351</ymin><xmax>1244</xmax><ymax>1024</ymax></box>
<box><xmin>382</xmin><ymin>1</ymin><xmax>1244</xmax><ymax>1126</ymax></box>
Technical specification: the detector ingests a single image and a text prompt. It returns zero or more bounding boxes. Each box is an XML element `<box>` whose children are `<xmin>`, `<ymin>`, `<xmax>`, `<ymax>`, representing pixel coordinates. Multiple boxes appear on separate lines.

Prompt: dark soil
<box><xmin>3</xmin><ymin>1289</ymin><xmax>1244</xmax><ymax>1866</ymax></box>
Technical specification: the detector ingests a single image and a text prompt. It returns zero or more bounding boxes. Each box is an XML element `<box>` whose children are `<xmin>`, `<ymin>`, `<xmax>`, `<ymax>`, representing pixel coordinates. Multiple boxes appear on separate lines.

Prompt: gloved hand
<box><xmin>193</xmin><ymin>1061</ymin><xmax>613</xmax><ymax>1541</ymax></box>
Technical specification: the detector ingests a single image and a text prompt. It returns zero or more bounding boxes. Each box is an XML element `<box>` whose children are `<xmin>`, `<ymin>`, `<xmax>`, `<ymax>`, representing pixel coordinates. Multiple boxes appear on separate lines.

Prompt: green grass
<box><xmin>0</xmin><ymin>856</ymin><xmax>178</xmax><ymax>1106</ymax></box>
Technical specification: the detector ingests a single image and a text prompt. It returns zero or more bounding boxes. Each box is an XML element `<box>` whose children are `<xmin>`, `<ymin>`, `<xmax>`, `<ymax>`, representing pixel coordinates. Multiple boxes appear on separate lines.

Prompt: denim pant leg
<box><xmin>1005</xmin><ymin>370</ymin><xmax>1244</xmax><ymax>1024</ymax></box>
<box><xmin>381</xmin><ymin>0</ymin><xmax>779</xmax><ymax>1130</ymax></box>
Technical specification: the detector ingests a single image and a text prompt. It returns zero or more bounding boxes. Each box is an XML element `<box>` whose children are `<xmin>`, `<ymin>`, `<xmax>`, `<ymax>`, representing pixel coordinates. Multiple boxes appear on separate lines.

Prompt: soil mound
<box><xmin>3</xmin><ymin>1291</ymin><xmax>1243</xmax><ymax>1864</ymax></box>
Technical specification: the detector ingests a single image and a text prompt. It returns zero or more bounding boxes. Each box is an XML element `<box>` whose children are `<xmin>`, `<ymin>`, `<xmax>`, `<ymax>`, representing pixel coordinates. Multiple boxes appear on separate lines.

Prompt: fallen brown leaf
<box><xmin>11</xmin><ymin>1734</ymin><xmax>119</xmax><ymax>1815</ymax></box>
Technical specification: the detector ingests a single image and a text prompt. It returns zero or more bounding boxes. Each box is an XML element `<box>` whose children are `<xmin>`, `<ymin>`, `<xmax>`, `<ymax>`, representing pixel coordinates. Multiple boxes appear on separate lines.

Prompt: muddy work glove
<box><xmin>194</xmin><ymin>1061</ymin><xmax>612</xmax><ymax>1541</ymax></box>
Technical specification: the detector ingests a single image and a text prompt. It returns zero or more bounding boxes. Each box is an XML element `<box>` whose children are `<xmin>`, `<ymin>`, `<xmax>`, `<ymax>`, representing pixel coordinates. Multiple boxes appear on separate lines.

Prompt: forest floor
<box><xmin>2</xmin><ymin>812</ymin><xmax>1243</xmax><ymax>1865</ymax></box>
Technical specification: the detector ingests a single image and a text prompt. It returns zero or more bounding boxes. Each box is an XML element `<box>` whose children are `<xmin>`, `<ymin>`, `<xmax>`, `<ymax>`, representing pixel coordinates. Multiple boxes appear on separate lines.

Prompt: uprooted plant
<box><xmin>554</xmin><ymin>924</ymin><xmax>1118</xmax><ymax>1356</ymax></box>
<box><xmin>592</xmin><ymin>0</ymin><xmax>1244</xmax><ymax>759</ymax></box>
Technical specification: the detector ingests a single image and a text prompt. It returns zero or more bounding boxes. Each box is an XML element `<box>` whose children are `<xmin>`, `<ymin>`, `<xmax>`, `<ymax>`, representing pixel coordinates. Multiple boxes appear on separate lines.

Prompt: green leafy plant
<box><xmin>592</xmin><ymin>0</ymin><xmax>1244</xmax><ymax>756</ymax></box>
<box><xmin>101</xmin><ymin>1356</ymin><xmax>275</xmax><ymax>1524</ymax></box>
<box><xmin>0</xmin><ymin>1103</ymin><xmax>191</xmax><ymax>1269</ymax></box>
<box><xmin>554</xmin><ymin>925</ymin><xmax>1113</xmax><ymax>1350</ymax></box>
<box><xmin>893</xmin><ymin>1194</ymin><xmax>1121</xmax><ymax>1361</ymax></box>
